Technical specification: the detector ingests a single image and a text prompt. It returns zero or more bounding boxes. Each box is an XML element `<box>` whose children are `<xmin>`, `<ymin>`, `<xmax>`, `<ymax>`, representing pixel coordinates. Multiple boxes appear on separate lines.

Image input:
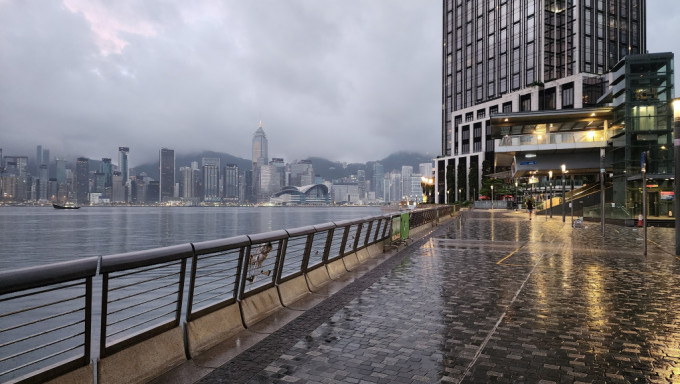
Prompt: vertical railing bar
<box><xmin>84</xmin><ymin>276</ymin><xmax>92</xmax><ymax>364</ymax></box>
<box><xmin>301</xmin><ymin>233</ymin><xmax>314</xmax><ymax>273</ymax></box>
<box><xmin>274</xmin><ymin>238</ymin><xmax>287</xmax><ymax>284</ymax></box>
<box><xmin>352</xmin><ymin>223</ymin><xmax>362</xmax><ymax>251</ymax></box>
<box><xmin>236</xmin><ymin>246</ymin><xmax>249</xmax><ymax>301</ymax></box>
<box><xmin>322</xmin><ymin>229</ymin><xmax>334</xmax><ymax>263</ymax></box>
<box><xmin>186</xmin><ymin>245</ymin><xmax>198</xmax><ymax>321</ymax></box>
<box><xmin>338</xmin><ymin>226</ymin><xmax>349</xmax><ymax>257</ymax></box>
<box><xmin>100</xmin><ymin>273</ymin><xmax>109</xmax><ymax>357</ymax></box>
<box><xmin>175</xmin><ymin>257</ymin><xmax>187</xmax><ymax>327</ymax></box>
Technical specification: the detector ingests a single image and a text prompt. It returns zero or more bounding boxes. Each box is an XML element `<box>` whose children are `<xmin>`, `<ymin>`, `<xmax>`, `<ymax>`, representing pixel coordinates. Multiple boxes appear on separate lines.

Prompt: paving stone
<box><xmin>196</xmin><ymin>211</ymin><xmax>680</xmax><ymax>384</ymax></box>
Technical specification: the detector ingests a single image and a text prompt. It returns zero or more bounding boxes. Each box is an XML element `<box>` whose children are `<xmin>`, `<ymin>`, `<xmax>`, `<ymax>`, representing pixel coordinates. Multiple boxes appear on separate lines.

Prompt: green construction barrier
<box><xmin>400</xmin><ymin>212</ymin><xmax>410</xmax><ymax>240</ymax></box>
<box><xmin>391</xmin><ymin>216</ymin><xmax>401</xmax><ymax>241</ymax></box>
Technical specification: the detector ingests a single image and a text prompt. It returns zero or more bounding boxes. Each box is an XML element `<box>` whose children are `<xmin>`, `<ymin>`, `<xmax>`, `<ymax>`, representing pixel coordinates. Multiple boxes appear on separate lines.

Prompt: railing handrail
<box><xmin>0</xmin><ymin>257</ymin><xmax>99</xmax><ymax>295</ymax></box>
<box><xmin>0</xmin><ymin>206</ymin><xmax>454</xmax><ymax>383</ymax></box>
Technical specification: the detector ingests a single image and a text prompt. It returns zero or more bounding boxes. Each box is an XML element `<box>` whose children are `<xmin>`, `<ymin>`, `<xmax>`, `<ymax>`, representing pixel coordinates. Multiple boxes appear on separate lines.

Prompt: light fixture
<box><xmin>525</xmin><ymin>153</ymin><xmax>536</xmax><ymax>158</ymax></box>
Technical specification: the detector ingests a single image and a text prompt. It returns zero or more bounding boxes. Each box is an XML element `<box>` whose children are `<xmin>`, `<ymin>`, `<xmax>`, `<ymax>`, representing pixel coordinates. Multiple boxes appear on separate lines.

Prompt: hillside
<box><xmin>131</xmin><ymin>151</ymin><xmax>434</xmax><ymax>181</ymax></box>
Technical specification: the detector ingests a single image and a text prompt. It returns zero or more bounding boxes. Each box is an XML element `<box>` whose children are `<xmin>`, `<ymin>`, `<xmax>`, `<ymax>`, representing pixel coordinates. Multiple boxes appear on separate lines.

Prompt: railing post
<box><xmin>100</xmin><ymin>274</ymin><xmax>109</xmax><ymax>358</ymax></box>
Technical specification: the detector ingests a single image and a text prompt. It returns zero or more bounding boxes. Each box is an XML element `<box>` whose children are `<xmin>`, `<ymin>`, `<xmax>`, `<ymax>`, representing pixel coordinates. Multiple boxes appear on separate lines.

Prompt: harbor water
<box><xmin>0</xmin><ymin>206</ymin><xmax>382</xmax><ymax>272</ymax></box>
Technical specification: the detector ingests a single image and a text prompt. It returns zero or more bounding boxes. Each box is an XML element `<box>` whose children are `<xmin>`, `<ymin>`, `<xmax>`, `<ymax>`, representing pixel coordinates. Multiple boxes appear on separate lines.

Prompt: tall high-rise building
<box><xmin>202</xmin><ymin>158</ymin><xmax>220</xmax><ymax>202</ymax></box>
<box><xmin>159</xmin><ymin>148</ymin><xmax>175</xmax><ymax>202</ymax></box>
<box><xmin>100</xmin><ymin>158</ymin><xmax>113</xmax><ymax>194</ymax></box>
<box><xmin>76</xmin><ymin>157</ymin><xmax>89</xmax><ymax>205</ymax></box>
<box><xmin>437</xmin><ymin>0</ymin><xmax>646</xmax><ymax>203</ymax></box>
<box><xmin>372</xmin><ymin>163</ymin><xmax>384</xmax><ymax>200</ymax></box>
<box><xmin>55</xmin><ymin>159</ymin><xmax>66</xmax><ymax>184</ymax></box>
<box><xmin>252</xmin><ymin>120</ymin><xmax>269</xmax><ymax>168</ymax></box>
<box><xmin>419</xmin><ymin>162</ymin><xmax>433</xmax><ymax>179</ymax></box>
<box><xmin>118</xmin><ymin>147</ymin><xmax>129</xmax><ymax>182</ymax></box>
<box><xmin>223</xmin><ymin>164</ymin><xmax>239</xmax><ymax>201</ymax></box>
<box><xmin>252</xmin><ymin>121</ymin><xmax>269</xmax><ymax>202</ymax></box>
<box><xmin>118</xmin><ymin>147</ymin><xmax>130</xmax><ymax>202</ymax></box>
<box><xmin>35</xmin><ymin>145</ymin><xmax>42</xmax><ymax>175</ymax></box>
<box><xmin>38</xmin><ymin>164</ymin><xmax>48</xmax><ymax>201</ymax></box>
<box><xmin>179</xmin><ymin>166</ymin><xmax>194</xmax><ymax>199</ymax></box>
<box><xmin>401</xmin><ymin>166</ymin><xmax>413</xmax><ymax>199</ymax></box>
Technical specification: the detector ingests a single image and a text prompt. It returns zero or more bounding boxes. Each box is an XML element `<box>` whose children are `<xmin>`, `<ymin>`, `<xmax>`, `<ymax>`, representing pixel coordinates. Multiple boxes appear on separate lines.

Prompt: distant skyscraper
<box><xmin>112</xmin><ymin>171</ymin><xmax>125</xmax><ymax>202</ymax></box>
<box><xmin>401</xmin><ymin>166</ymin><xmax>413</xmax><ymax>199</ymax></box>
<box><xmin>202</xmin><ymin>158</ymin><xmax>220</xmax><ymax>202</ymax></box>
<box><xmin>179</xmin><ymin>166</ymin><xmax>194</xmax><ymax>199</ymax></box>
<box><xmin>223</xmin><ymin>164</ymin><xmax>239</xmax><ymax>201</ymax></box>
<box><xmin>35</xmin><ymin>145</ymin><xmax>42</xmax><ymax>174</ymax></box>
<box><xmin>357</xmin><ymin>169</ymin><xmax>366</xmax><ymax>199</ymax></box>
<box><xmin>372</xmin><ymin>163</ymin><xmax>384</xmax><ymax>200</ymax></box>
<box><xmin>55</xmin><ymin>159</ymin><xmax>66</xmax><ymax>184</ymax></box>
<box><xmin>419</xmin><ymin>163</ymin><xmax>432</xmax><ymax>179</ymax></box>
<box><xmin>118</xmin><ymin>147</ymin><xmax>130</xmax><ymax>202</ymax></box>
<box><xmin>100</xmin><ymin>158</ymin><xmax>113</xmax><ymax>192</ymax></box>
<box><xmin>38</xmin><ymin>164</ymin><xmax>48</xmax><ymax>200</ymax></box>
<box><xmin>42</xmin><ymin>149</ymin><xmax>49</xmax><ymax>167</ymax></box>
<box><xmin>76</xmin><ymin>157</ymin><xmax>89</xmax><ymax>204</ymax></box>
<box><xmin>252</xmin><ymin>121</ymin><xmax>269</xmax><ymax>202</ymax></box>
<box><xmin>252</xmin><ymin>120</ymin><xmax>268</xmax><ymax>168</ymax></box>
<box><xmin>159</xmin><ymin>148</ymin><xmax>175</xmax><ymax>202</ymax></box>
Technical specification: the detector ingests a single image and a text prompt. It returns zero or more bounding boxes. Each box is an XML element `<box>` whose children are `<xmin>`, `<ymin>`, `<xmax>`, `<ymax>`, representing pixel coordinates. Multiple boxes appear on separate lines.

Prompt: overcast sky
<box><xmin>1</xmin><ymin>1</ymin><xmax>679</xmax><ymax>167</ymax></box>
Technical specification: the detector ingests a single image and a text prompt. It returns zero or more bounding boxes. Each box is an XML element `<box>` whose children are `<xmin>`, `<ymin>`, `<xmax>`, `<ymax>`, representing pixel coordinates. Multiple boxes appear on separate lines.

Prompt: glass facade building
<box><xmin>159</xmin><ymin>148</ymin><xmax>175</xmax><ymax>202</ymax></box>
<box><xmin>610</xmin><ymin>52</ymin><xmax>675</xmax><ymax>216</ymax></box>
<box><xmin>438</xmin><ymin>0</ymin><xmax>646</xmax><ymax>203</ymax></box>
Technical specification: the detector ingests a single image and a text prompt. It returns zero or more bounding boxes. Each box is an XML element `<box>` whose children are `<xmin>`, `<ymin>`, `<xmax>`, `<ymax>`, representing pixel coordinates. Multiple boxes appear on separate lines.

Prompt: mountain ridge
<box><xmin>132</xmin><ymin>150</ymin><xmax>435</xmax><ymax>181</ymax></box>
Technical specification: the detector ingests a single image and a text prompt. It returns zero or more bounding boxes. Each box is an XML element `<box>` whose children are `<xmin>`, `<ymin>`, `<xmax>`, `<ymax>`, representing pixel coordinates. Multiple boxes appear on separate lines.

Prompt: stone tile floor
<box><xmin>198</xmin><ymin>210</ymin><xmax>680</xmax><ymax>383</ymax></box>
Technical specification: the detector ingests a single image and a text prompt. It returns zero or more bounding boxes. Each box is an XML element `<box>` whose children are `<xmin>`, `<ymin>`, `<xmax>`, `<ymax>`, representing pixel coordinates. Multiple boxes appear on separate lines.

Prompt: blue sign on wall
<box><xmin>519</xmin><ymin>161</ymin><xmax>537</xmax><ymax>165</ymax></box>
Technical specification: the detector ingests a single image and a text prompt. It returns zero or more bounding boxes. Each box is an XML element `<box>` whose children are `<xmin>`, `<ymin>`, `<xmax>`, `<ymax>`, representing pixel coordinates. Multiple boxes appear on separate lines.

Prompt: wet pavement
<box><xmin>194</xmin><ymin>210</ymin><xmax>680</xmax><ymax>383</ymax></box>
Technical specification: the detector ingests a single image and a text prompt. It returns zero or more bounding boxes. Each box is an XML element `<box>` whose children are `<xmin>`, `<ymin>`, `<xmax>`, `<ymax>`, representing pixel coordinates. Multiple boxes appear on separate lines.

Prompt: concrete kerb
<box><xmin>305</xmin><ymin>264</ymin><xmax>332</xmax><ymax>292</ymax></box>
<box><xmin>326</xmin><ymin>257</ymin><xmax>347</xmax><ymax>279</ymax></box>
<box><xmin>46</xmin><ymin>364</ymin><xmax>94</xmax><ymax>384</ymax></box>
<box><xmin>98</xmin><ymin>327</ymin><xmax>186</xmax><ymax>384</ymax></box>
<box><xmin>239</xmin><ymin>287</ymin><xmax>283</xmax><ymax>328</ymax></box>
<box><xmin>277</xmin><ymin>274</ymin><xmax>311</xmax><ymax>307</ymax></box>
<box><xmin>342</xmin><ymin>253</ymin><xmax>360</xmax><ymax>271</ymax></box>
<box><xmin>185</xmin><ymin>303</ymin><xmax>244</xmax><ymax>359</ymax></box>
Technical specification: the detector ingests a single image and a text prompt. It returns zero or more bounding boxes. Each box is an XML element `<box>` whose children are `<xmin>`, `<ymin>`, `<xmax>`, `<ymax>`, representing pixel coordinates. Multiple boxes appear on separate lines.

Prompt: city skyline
<box><xmin>3</xmin><ymin>2</ymin><xmax>675</xmax><ymax>167</ymax></box>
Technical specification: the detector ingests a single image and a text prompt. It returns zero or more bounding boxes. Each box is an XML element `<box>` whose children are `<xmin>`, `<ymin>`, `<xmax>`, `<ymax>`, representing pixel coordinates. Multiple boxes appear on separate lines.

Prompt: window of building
<box><xmin>465</xmin><ymin>112</ymin><xmax>474</xmax><ymax>122</ymax></box>
<box><xmin>489</xmin><ymin>105</ymin><xmax>498</xmax><ymax>115</ymax></box>
<box><xmin>562</xmin><ymin>82</ymin><xmax>574</xmax><ymax>108</ymax></box>
<box><xmin>502</xmin><ymin>101</ymin><xmax>512</xmax><ymax>113</ymax></box>
<box><xmin>477</xmin><ymin>109</ymin><xmax>486</xmax><ymax>119</ymax></box>
<box><xmin>520</xmin><ymin>94</ymin><xmax>531</xmax><ymax>111</ymax></box>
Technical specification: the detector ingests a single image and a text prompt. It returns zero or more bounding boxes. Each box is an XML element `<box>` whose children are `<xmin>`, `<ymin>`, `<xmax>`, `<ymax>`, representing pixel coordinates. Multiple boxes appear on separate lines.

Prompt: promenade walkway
<box><xmin>157</xmin><ymin>210</ymin><xmax>680</xmax><ymax>383</ymax></box>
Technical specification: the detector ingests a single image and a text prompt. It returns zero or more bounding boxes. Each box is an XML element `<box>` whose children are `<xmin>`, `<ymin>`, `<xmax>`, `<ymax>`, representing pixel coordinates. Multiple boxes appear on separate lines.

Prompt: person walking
<box><xmin>526</xmin><ymin>198</ymin><xmax>534</xmax><ymax>220</ymax></box>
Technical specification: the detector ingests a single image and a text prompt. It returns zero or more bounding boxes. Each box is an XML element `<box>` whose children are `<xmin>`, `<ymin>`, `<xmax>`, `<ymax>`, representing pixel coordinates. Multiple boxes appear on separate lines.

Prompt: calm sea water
<box><xmin>0</xmin><ymin>206</ymin><xmax>382</xmax><ymax>272</ymax></box>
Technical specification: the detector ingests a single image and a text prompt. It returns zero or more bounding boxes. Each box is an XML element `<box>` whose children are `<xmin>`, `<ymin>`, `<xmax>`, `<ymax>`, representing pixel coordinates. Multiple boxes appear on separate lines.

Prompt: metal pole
<box><xmin>673</xmin><ymin>98</ymin><xmax>680</xmax><ymax>255</ymax></box>
<box><xmin>643</xmin><ymin>153</ymin><xmax>648</xmax><ymax>256</ymax></box>
<box><xmin>562</xmin><ymin>172</ymin><xmax>566</xmax><ymax>223</ymax></box>
<box><xmin>570</xmin><ymin>175</ymin><xmax>574</xmax><ymax>226</ymax></box>
<box><xmin>550</xmin><ymin>180</ymin><xmax>553</xmax><ymax>218</ymax></box>
<box><xmin>600</xmin><ymin>148</ymin><xmax>606</xmax><ymax>235</ymax></box>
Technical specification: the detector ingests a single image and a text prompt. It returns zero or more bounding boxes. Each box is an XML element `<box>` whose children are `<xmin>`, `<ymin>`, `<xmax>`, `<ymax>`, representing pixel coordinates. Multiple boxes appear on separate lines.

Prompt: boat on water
<box><xmin>53</xmin><ymin>203</ymin><xmax>80</xmax><ymax>210</ymax></box>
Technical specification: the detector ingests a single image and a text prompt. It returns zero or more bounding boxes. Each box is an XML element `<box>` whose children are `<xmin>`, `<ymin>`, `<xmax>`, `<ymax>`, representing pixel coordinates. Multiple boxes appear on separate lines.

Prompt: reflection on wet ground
<box><xmin>199</xmin><ymin>210</ymin><xmax>680</xmax><ymax>384</ymax></box>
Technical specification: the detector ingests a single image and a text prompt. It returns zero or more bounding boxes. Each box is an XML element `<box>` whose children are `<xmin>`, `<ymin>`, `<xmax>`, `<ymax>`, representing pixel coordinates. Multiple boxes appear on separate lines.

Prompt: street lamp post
<box><xmin>561</xmin><ymin>164</ymin><xmax>566</xmax><ymax>223</ymax></box>
<box><xmin>549</xmin><ymin>170</ymin><xmax>553</xmax><ymax>219</ymax></box>
<box><xmin>491</xmin><ymin>185</ymin><xmax>494</xmax><ymax>210</ymax></box>
<box><xmin>673</xmin><ymin>97</ymin><xmax>680</xmax><ymax>255</ymax></box>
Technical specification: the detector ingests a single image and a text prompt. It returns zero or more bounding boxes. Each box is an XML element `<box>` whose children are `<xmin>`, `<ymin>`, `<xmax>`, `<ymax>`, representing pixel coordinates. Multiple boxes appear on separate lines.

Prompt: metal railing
<box><xmin>0</xmin><ymin>206</ymin><xmax>454</xmax><ymax>383</ymax></box>
<box><xmin>498</xmin><ymin>130</ymin><xmax>607</xmax><ymax>148</ymax></box>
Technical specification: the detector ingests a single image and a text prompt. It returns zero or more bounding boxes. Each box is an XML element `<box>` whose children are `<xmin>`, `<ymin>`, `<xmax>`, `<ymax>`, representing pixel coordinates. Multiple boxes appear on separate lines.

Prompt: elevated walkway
<box><xmin>154</xmin><ymin>210</ymin><xmax>679</xmax><ymax>383</ymax></box>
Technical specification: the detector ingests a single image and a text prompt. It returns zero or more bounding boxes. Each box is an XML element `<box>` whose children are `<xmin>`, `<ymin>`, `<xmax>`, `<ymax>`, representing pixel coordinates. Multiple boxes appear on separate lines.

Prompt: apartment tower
<box><xmin>438</xmin><ymin>0</ymin><xmax>646</xmax><ymax>202</ymax></box>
